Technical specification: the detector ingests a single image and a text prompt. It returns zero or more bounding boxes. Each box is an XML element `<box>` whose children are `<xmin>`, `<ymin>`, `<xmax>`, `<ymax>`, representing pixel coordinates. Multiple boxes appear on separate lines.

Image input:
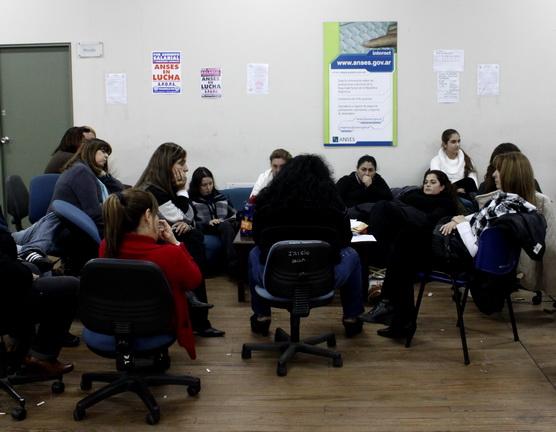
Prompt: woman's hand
<box><xmin>158</xmin><ymin>220</ymin><xmax>179</xmax><ymax>244</ymax></box>
<box><xmin>439</xmin><ymin>215</ymin><xmax>466</xmax><ymax>235</ymax></box>
<box><xmin>361</xmin><ymin>174</ymin><xmax>373</xmax><ymax>187</ymax></box>
<box><xmin>208</xmin><ymin>219</ymin><xmax>221</xmax><ymax>226</ymax></box>
<box><xmin>171</xmin><ymin>221</ymin><xmax>191</xmax><ymax>236</ymax></box>
<box><xmin>172</xmin><ymin>166</ymin><xmax>187</xmax><ymax>188</ymax></box>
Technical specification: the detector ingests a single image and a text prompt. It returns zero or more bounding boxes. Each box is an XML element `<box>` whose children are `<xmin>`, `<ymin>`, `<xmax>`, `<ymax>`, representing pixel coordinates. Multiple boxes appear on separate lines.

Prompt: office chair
<box><xmin>51</xmin><ymin>199</ymin><xmax>100</xmax><ymax>274</ymax></box>
<box><xmin>73</xmin><ymin>258</ymin><xmax>201</xmax><ymax>425</ymax></box>
<box><xmin>241</xmin><ymin>240</ymin><xmax>343</xmax><ymax>377</ymax></box>
<box><xmin>29</xmin><ymin>174</ymin><xmax>59</xmax><ymax>223</ymax></box>
<box><xmin>5</xmin><ymin>175</ymin><xmax>29</xmax><ymax>231</ymax></box>
<box><xmin>406</xmin><ymin>227</ymin><xmax>521</xmax><ymax>365</ymax></box>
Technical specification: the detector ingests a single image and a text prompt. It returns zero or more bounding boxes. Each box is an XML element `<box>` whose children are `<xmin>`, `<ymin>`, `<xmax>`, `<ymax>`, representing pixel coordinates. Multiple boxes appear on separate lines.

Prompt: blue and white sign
<box><xmin>152</xmin><ymin>51</ymin><xmax>182</xmax><ymax>94</ymax></box>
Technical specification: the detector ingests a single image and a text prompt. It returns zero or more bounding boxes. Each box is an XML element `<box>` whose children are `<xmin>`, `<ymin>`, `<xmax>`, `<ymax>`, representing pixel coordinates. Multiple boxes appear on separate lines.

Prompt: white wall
<box><xmin>1</xmin><ymin>0</ymin><xmax>555</xmax><ymax>198</ymax></box>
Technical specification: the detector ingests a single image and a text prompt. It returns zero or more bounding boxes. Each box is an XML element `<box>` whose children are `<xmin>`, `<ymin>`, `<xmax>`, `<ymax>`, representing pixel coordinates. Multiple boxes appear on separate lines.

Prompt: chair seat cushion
<box><xmin>254</xmin><ymin>285</ymin><xmax>335</xmax><ymax>307</ymax></box>
<box><xmin>83</xmin><ymin>328</ymin><xmax>175</xmax><ymax>354</ymax></box>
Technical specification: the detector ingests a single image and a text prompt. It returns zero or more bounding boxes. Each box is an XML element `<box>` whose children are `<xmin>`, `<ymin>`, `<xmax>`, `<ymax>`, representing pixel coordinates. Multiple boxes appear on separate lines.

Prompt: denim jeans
<box><xmin>249</xmin><ymin>246</ymin><xmax>364</xmax><ymax>319</ymax></box>
<box><xmin>12</xmin><ymin>211</ymin><xmax>62</xmax><ymax>256</ymax></box>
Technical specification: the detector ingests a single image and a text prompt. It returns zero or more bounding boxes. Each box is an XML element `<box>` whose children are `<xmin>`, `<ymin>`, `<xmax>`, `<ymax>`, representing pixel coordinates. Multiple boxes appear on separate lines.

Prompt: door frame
<box><xmin>0</xmin><ymin>42</ymin><xmax>73</xmax><ymax>216</ymax></box>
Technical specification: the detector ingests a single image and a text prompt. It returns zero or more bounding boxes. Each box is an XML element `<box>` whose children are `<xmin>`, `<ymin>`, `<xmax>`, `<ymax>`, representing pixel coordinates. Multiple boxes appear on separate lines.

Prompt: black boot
<box><xmin>250</xmin><ymin>314</ymin><xmax>271</xmax><ymax>336</ymax></box>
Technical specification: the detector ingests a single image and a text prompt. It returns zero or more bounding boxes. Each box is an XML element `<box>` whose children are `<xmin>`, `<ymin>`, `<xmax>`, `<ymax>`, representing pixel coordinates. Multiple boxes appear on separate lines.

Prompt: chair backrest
<box><xmin>51</xmin><ymin>199</ymin><xmax>100</xmax><ymax>244</ymax></box>
<box><xmin>474</xmin><ymin>227</ymin><xmax>520</xmax><ymax>276</ymax></box>
<box><xmin>263</xmin><ymin>240</ymin><xmax>335</xmax><ymax>304</ymax></box>
<box><xmin>5</xmin><ymin>175</ymin><xmax>29</xmax><ymax>230</ymax></box>
<box><xmin>29</xmin><ymin>174</ymin><xmax>60</xmax><ymax>223</ymax></box>
<box><xmin>79</xmin><ymin>258</ymin><xmax>175</xmax><ymax>337</ymax></box>
<box><xmin>223</xmin><ymin>187</ymin><xmax>252</xmax><ymax>210</ymax></box>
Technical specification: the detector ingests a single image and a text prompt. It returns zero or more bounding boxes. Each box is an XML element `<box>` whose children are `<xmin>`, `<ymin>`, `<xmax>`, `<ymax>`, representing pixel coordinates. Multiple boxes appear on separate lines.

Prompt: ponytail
<box><xmin>102</xmin><ymin>188</ymin><xmax>159</xmax><ymax>258</ymax></box>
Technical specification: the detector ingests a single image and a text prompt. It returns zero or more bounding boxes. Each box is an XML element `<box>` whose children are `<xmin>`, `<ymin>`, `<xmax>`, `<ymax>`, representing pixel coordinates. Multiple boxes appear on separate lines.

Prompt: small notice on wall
<box><xmin>105</xmin><ymin>73</ymin><xmax>127</xmax><ymax>104</ymax></box>
<box><xmin>246</xmin><ymin>63</ymin><xmax>269</xmax><ymax>95</ymax></box>
<box><xmin>152</xmin><ymin>51</ymin><xmax>182</xmax><ymax>94</ymax></box>
<box><xmin>437</xmin><ymin>71</ymin><xmax>460</xmax><ymax>103</ymax></box>
<box><xmin>433</xmin><ymin>49</ymin><xmax>464</xmax><ymax>72</ymax></box>
<box><xmin>477</xmin><ymin>64</ymin><xmax>500</xmax><ymax>96</ymax></box>
<box><xmin>200</xmin><ymin>68</ymin><xmax>222</xmax><ymax>98</ymax></box>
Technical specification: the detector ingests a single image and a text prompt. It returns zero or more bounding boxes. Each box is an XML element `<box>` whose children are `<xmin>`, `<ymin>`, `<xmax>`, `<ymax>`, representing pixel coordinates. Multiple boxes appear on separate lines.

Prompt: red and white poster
<box><xmin>152</xmin><ymin>51</ymin><xmax>181</xmax><ymax>94</ymax></box>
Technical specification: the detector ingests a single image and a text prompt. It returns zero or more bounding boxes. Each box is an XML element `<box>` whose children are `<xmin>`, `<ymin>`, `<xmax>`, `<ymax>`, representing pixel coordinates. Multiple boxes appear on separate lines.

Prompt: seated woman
<box><xmin>336</xmin><ymin>154</ymin><xmax>392</xmax><ymax>219</ymax></box>
<box><xmin>361</xmin><ymin>170</ymin><xmax>460</xmax><ymax>337</ymax></box>
<box><xmin>136</xmin><ymin>143</ymin><xmax>224</xmax><ymax>337</ymax></box>
<box><xmin>13</xmin><ymin>139</ymin><xmax>123</xmax><ymax>271</ymax></box>
<box><xmin>249</xmin><ymin>154</ymin><xmax>365</xmax><ymax>338</ymax></box>
<box><xmin>1</xmin><ymin>227</ymin><xmax>78</xmax><ymax>375</ymax></box>
<box><xmin>441</xmin><ymin>152</ymin><xmax>543</xmax><ymax>257</ymax></box>
<box><xmin>44</xmin><ymin>126</ymin><xmax>96</xmax><ymax>174</ymax></box>
<box><xmin>430</xmin><ymin>129</ymin><xmax>478</xmax><ymax>205</ymax></box>
<box><xmin>100</xmin><ymin>189</ymin><xmax>202</xmax><ymax>358</ymax></box>
<box><xmin>188</xmin><ymin>167</ymin><xmax>239</xmax><ymax>274</ymax></box>
<box><xmin>478</xmin><ymin>143</ymin><xmax>542</xmax><ymax>195</ymax></box>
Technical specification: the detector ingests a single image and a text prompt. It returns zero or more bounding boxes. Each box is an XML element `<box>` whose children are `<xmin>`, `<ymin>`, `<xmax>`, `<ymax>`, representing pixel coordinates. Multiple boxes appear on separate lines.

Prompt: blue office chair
<box><xmin>406</xmin><ymin>227</ymin><xmax>521</xmax><ymax>365</ymax></box>
<box><xmin>241</xmin><ymin>240</ymin><xmax>343</xmax><ymax>377</ymax></box>
<box><xmin>28</xmin><ymin>174</ymin><xmax>59</xmax><ymax>224</ymax></box>
<box><xmin>51</xmin><ymin>199</ymin><xmax>100</xmax><ymax>275</ymax></box>
<box><xmin>73</xmin><ymin>258</ymin><xmax>201</xmax><ymax>425</ymax></box>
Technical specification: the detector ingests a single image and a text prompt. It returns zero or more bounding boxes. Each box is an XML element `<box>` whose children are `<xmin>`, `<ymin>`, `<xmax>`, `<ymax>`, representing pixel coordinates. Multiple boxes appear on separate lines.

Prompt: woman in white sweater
<box><xmin>430</xmin><ymin>128</ymin><xmax>478</xmax><ymax>198</ymax></box>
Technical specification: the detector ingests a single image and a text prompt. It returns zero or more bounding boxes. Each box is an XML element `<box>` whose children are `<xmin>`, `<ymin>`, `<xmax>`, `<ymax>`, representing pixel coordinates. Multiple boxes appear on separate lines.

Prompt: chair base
<box><xmin>73</xmin><ymin>370</ymin><xmax>201</xmax><ymax>425</ymax></box>
<box><xmin>242</xmin><ymin>327</ymin><xmax>342</xmax><ymax>377</ymax></box>
<box><xmin>1</xmin><ymin>369</ymin><xmax>65</xmax><ymax>421</ymax></box>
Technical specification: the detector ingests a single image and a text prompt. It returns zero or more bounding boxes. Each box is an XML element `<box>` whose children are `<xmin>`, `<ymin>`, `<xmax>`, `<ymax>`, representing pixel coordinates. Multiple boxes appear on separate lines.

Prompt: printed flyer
<box><xmin>152</xmin><ymin>51</ymin><xmax>182</xmax><ymax>94</ymax></box>
<box><xmin>200</xmin><ymin>67</ymin><xmax>222</xmax><ymax>98</ymax></box>
<box><xmin>324</xmin><ymin>22</ymin><xmax>398</xmax><ymax>146</ymax></box>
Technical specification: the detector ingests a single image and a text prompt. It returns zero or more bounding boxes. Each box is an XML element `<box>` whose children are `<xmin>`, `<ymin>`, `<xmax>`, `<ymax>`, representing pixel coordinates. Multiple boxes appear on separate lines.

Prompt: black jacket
<box><xmin>336</xmin><ymin>172</ymin><xmax>392</xmax><ymax>208</ymax></box>
<box><xmin>492</xmin><ymin>211</ymin><xmax>547</xmax><ymax>261</ymax></box>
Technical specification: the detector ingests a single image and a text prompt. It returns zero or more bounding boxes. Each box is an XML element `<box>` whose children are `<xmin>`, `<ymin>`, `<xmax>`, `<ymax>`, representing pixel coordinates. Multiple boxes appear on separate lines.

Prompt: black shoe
<box><xmin>376</xmin><ymin>323</ymin><xmax>415</xmax><ymax>339</ymax></box>
<box><xmin>61</xmin><ymin>332</ymin><xmax>80</xmax><ymax>347</ymax></box>
<box><xmin>343</xmin><ymin>318</ymin><xmax>363</xmax><ymax>338</ymax></box>
<box><xmin>21</xmin><ymin>250</ymin><xmax>53</xmax><ymax>273</ymax></box>
<box><xmin>194</xmin><ymin>326</ymin><xmax>225</xmax><ymax>337</ymax></box>
<box><xmin>186</xmin><ymin>291</ymin><xmax>214</xmax><ymax>309</ymax></box>
<box><xmin>250</xmin><ymin>314</ymin><xmax>271</xmax><ymax>336</ymax></box>
<box><xmin>359</xmin><ymin>300</ymin><xmax>394</xmax><ymax>324</ymax></box>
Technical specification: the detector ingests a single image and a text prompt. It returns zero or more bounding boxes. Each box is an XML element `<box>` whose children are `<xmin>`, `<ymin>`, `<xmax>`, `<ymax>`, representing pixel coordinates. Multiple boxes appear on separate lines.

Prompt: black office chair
<box><xmin>406</xmin><ymin>227</ymin><xmax>521</xmax><ymax>365</ymax></box>
<box><xmin>5</xmin><ymin>175</ymin><xmax>29</xmax><ymax>231</ymax></box>
<box><xmin>241</xmin><ymin>240</ymin><xmax>343</xmax><ymax>377</ymax></box>
<box><xmin>73</xmin><ymin>258</ymin><xmax>201</xmax><ymax>425</ymax></box>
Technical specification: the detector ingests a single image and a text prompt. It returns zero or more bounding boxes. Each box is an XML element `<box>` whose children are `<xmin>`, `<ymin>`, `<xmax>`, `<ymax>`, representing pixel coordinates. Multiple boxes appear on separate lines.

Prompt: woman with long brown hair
<box><xmin>136</xmin><ymin>143</ymin><xmax>224</xmax><ymax>337</ymax></box>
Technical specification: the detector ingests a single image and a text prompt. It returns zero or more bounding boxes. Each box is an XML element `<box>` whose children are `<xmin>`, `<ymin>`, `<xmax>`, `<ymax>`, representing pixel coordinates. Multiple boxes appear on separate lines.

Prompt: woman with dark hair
<box><xmin>188</xmin><ymin>167</ymin><xmax>239</xmax><ymax>274</ymax></box>
<box><xmin>136</xmin><ymin>143</ymin><xmax>224</xmax><ymax>337</ymax></box>
<box><xmin>249</xmin><ymin>154</ymin><xmax>365</xmax><ymax>337</ymax></box>
<box><xmin>336</xmin><ymin>154</ymin><xmax>392</xmax><ymax>219</ymax></box>
<box><xmin>45</xmin><ymin>126</ymin><xmax>96</xmax><ymax>174</ymax></box>
<box><xmin>14</xmin><ymin>139</ymin><xmax>123</xmax><ymax>270</ymax></box>
<box><xmin>430</xmin><ymin>129</ymin><xmax>478</xmax><ymax>197</ymax></box>
<box><xmin>100</xmin><ymin>188</ymin><xmax>201</xmax><ymax>358</ymax></box>
<box><xmin>478</xmin><ymin>143</ymin><xmax>542</xmax><ymax>195</ymax></box>
<box><xmin>361</xmin><ymin>170</ymin><xmax>460</xmax><ymax>337</ymax></box>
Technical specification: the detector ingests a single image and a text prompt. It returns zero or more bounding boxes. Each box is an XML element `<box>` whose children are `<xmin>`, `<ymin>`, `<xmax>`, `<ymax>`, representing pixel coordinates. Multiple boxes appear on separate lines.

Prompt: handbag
<box><xmin>431</xmin><ymin>218</ymin><xmax>472</xmax><ymax>271</ymax></box>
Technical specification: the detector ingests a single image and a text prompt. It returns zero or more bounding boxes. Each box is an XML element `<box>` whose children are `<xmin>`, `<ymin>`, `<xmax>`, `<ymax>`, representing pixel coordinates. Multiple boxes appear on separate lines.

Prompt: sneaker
<box><xmin>359</xmin><ymin>300</ymin><xmax>394</xmax><ymax>324</ymax></box>
<box><xmin>21</xmin><ymin>250</ymin><xmax>53</xmax><ymax>273</ymax></box>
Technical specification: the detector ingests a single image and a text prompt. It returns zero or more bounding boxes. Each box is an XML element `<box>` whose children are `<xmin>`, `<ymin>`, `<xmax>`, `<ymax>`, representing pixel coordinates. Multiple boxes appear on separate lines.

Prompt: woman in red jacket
<box><xmin>99</xmin><ymin>188</ymin><xmax>202</xmax><ymax>358</ymax></box>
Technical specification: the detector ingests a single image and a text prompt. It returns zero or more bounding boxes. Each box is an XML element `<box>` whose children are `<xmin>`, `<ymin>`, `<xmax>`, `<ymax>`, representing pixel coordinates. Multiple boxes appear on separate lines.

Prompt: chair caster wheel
<box><xmin>274</xmin><ymin>328</ymin><xmax>289</xmax><ymax>342</ymax></box>
<box><xmin>80</xmin><ymin>378</ymin><xmax>92</xmax><ymax>391</ymax></box>
<box><xmin>327</xmin><ymin>335</ymin><xmax>336</xmax><ymax>347</ymax></box>
<box><xmin>187</xmin><ymin>383</ymin><xmax>201</xmax><ymax>396</ymax></box>
<box><xmin>276</xmin><ymin>363</ymin><xmax>287</xmax><ymax>377</ymax></box>
<box><xmin>11</xmin><ymin>406</ymin><xmax>26</xmax><ymax>421</ymax></box>
<box><xmin>73</xmin><ymin>407</ymin><xmax>86</xmax><ymax>421</ymax></box>
<box><xmin>332</xmin><ymin>356</ymin><xmax>343</xmax><ymax>368</ymax></box>
<box><xmin>146</xmin><ymin>411</ymin><xmax>160</xmax><ymax>425</ymax></box>
<box><xmin>241</xmin><ymin>346</ymin><xmax>251</xmax><ymax>359</ymax></box>
<box><xmin>52</xmin><ymin>380</ymin><xmax>65</xmax><ymax>394</ymax></box>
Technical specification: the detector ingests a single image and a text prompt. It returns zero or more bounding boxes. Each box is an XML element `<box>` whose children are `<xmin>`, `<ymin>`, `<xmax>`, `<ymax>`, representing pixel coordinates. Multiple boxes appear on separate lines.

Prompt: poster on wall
<box><xmin>152</xmin><ymin>51</ymin><xmax>181</xmax><ymax>94</ymax></box>
<box><xmin>200</xmin><ymin>67</ymin><xmax>223</xmax><ymax>98</ymax></box>
<box><xmin>324</xmin><ymin>22</ymin><xmax>397</xmax><ymax>147</ymax></box>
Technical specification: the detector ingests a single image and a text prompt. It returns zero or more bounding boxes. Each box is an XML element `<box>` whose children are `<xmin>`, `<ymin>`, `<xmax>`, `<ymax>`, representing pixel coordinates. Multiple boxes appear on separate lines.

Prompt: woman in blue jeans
<box><xmin>248</xmin><ymin>154</ymin><xmax>365</xmax><ymax>337</ymax></box>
